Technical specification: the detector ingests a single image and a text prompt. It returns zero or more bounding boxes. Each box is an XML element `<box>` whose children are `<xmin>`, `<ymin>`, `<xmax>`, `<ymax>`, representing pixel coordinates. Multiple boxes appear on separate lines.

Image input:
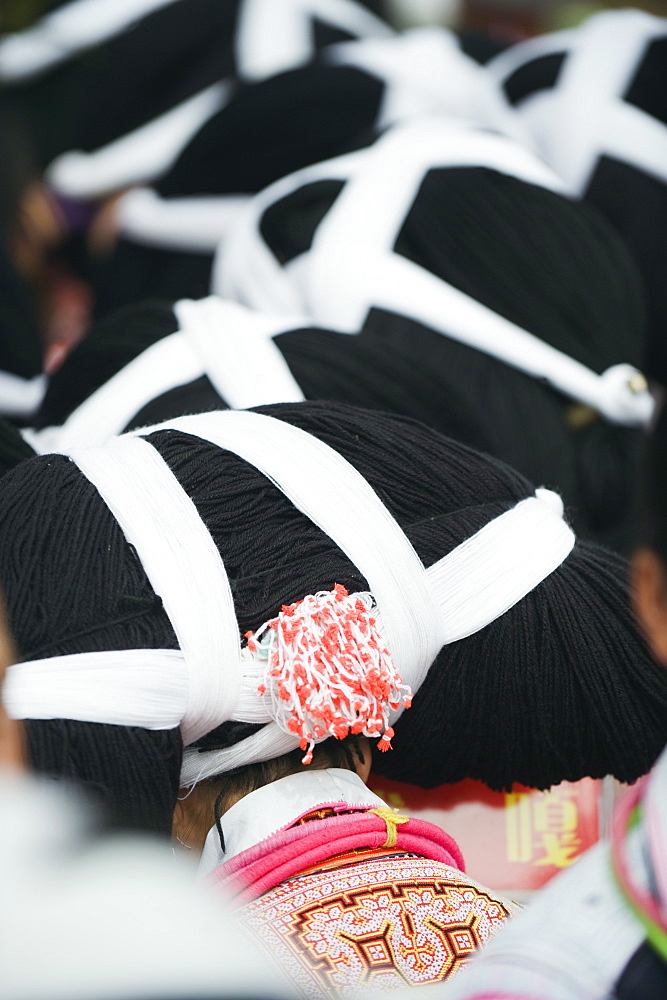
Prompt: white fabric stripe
<box><xmin>25</xmin><ymin>332</ymin><xmax>203</xmax><ymax>455</ymax></box>
<box><xmin>211</xmin><ymin>146</ymin><xmax>374</xmax><ymax>308</ymax></box>
<box><xmin>234</xmin><ymin>0</ymin><xmax>391</xmax><ymax>82</ymax></box>
<box><xmin>303</xmin><ymin>243</ymin><xmax>653</xmax><ymax>425</ymax></box>
<box><xmin>428</xmin><ymin>489</ymin><xmax>574</xmax><ymax>644</ymax></box>
<box><xmin>182</xmin><ymin>487</ymin><xmax>574</xmax><ymax>782</ymax></box>
<box><xmin>174</xmin><ymin>297</ymin><xmax>306</xmax><ymax>409</ymax></box>
<box><xmin>5</xmin><ymin>650</ymin><xmax>187</xmax><ymax>728</ymax></box>
<box><xmin>117</xmin><ymin>188</ymin><xmax>252</xmax><ymax>251</ymax></box>
<box><xmin>546</xmin><ymin>10</ymin><xmax>663</xmax><ymax>193</ymax></box>
<box><xmin>0</xmin><ymin>0</ymin><xmax>181</xmax><ymax>80</ymax></box>
<box><xmin>6</xmin><ymin>484</ymin><xmax>575</xmax><ymax>779</ymax></box>
<box><xmin>0</xmin><ymin>371</ymin><xmax>46</xmax><ymax>419</ymax></box>
<box><xmin>290</xmin><ymin>121</ymin><xmax>652</xmax><ymax>425</ymax></box>
<box><xmin>304</xmin><ymin>120</ymin><xmax>566</xmax><ymax>273</ymax></box>
<box><xmin>128</xmin><ymin>409</ymin><xmax>443</xmax><ymax>695</ymax></box>
<box><xmin>70</xmin><ymin>434</ymin><xmax>241</xmax><ymax>744</ymax></box>
<box><xmin>48</xmin><ymin>82</ymin><xmax>229</xmax><ymax>198</ymax></box>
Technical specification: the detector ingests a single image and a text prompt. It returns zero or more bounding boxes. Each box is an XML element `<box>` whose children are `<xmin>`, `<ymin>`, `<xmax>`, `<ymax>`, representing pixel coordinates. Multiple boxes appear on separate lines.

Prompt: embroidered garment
<box><xmin>439</xmin><ymin>746</ymin><xmax>667</xmax><ymax>1000</ymax></box>
<box><xmin>203</xmin><ymin>769</ymin><xmax>515</xmax><ymax>996</ymax></box>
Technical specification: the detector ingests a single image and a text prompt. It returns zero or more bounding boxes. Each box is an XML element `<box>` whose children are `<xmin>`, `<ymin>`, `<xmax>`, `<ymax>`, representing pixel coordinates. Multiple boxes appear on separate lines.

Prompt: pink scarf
<box><xmin>207</xmin><ymin>806</ymin><xmax>465</xmax><ymax>905</ymax></box>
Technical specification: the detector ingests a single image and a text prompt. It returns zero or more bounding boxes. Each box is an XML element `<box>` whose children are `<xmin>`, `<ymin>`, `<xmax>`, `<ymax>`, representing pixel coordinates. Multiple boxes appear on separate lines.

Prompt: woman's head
<box><xmin>174</xmin><ymin>734</ymin><xmax>371</xmax><ymax>851</ymax></box>
<box><xmin>2</xmin><ymin>402</ymin><xmax>665</xmax><ymax>834</ymax></box>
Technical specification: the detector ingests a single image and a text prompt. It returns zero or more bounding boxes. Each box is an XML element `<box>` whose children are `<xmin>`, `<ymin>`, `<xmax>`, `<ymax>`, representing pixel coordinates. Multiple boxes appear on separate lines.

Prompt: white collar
<box><xmin>198</xmin><ymin>768</ymin><xmax>385</xmax><ymax>876</ymax></box>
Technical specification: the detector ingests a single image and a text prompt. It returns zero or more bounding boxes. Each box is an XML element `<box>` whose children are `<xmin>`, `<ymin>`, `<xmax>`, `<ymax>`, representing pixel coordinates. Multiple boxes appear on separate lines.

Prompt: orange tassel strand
<box><xmin>252</xmin><ymin>585</ymin><xmax>412</xmax><ymax>764</ymax></box>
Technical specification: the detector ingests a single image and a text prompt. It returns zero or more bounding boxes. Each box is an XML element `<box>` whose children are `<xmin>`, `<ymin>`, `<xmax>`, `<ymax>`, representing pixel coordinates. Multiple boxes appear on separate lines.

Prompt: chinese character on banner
<box><xmin>370</xmin><ymin>774</ymin><xmax>603</xmax><ymax>895</ymax></box>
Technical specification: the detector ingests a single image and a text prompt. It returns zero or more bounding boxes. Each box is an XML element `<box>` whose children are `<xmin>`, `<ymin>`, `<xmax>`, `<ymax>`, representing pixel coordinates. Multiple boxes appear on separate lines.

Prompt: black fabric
<box><xmin>5</xmin><ymin>399</ymin><xmax>664</xmax><ymax>803</ymax></box>
<box><xmin>157</xmin><ymin>65</ymin><xmax>384</xmax><ymax>197</ymax></box>
<box><xmin>0</xmin><ymin>248</ymin><xmax>42</xmax><ymax>379</ymax></box>
<box><xmin>614</xmin><ymin>940</ymin><xmax>667</xmax><ymax>999</ymax></box>
<box><xmin>502</xmin><ymin>51</ymin><xmax>567</xmax><ymax>106</ymax></box>
<box><xmin>35</xmin><ymin>299</ymin><xmax>178</xmax><ymax>428</ymax></box>
<box><xmin>456</xmin><ymin>30</ymin><xmax>509</xmax><ymax>64</ymax></box>
<box><xmin>623</xmin><ymin>35</ymin><xmax>667</xmax><ymax>128</ymax></box>
<box><xmin>586</xmin><ymin>155</ymin><xmax>667</xmax><ymax>383</ymax></box>
<box><xmin>128</xmin><ymin>375</ymin><xmax>225</xmax><ymax>430</ymax></box>
<box><xmin>0</xmin><ymin>418</ymin><xmax>37</xmax><ymax>476</ymax></box>
<box><xmin>393</xmin><ymin>167</ymin><xmax>645</xmax><ymax>374</ymax></box>
<box><xmin>312</xmin><ymin>18</ymin><xmax>358</xmax><ymax>49</ymax></box>
<box><xmin>260</xmin><ymin>180</ymin><xmax>346</xmax><ymax>264</ymax></box>
<box><xmin>73</xmin><ymin>0</ymin><xmax>239</xmax><ymax>154</ymax></box>
<box><xmin>93</xmin><ymin>240</ymin><xmax>214</xmax><ymax>318</ymax></box>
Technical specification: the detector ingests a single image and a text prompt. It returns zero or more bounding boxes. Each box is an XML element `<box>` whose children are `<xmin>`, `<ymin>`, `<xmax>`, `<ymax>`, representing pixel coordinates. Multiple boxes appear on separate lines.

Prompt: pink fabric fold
<box><xmin>207</xmin><ymin>810</ymin><xmax>465</xmax><ymax>905</ymax></box>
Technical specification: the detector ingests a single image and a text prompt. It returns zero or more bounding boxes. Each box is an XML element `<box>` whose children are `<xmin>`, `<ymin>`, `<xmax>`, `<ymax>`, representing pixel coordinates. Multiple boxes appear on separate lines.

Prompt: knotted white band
<box><xmin>216</xmin><ymin>118</ymin><xmax>653</xmax><ymax>427</ymax></box>
<box><xmin>23</xmin><ymin>298</ymin><xmax>307</xmax><ymax>455</ymax></box>
<box><xmin>7</xmin><ymin>410</ymin><xmax>574</xmax><ymax>781</ymax></box>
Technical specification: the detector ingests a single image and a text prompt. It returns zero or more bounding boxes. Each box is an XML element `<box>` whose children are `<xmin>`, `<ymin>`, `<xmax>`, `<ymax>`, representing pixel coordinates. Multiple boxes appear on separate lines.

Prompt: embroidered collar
<box><xmin>198</xmin><ymin>768</ymin><xmax>385</xmax><ymax>875</ymax></box>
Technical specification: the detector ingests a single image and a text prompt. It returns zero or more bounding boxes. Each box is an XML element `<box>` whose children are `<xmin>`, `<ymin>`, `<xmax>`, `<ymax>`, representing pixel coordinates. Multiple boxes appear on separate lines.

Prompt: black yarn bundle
<box><xmin>489</xmin><ymin>11</ymin><xmax>667</xmax><ymax>383</ymax></box>
<box><xmin>232</xmin><ymin>162</ymin><xmax>649</xmax><ymax>550</ymax></box>
<box><xmin>36</xmin><ymin>187</ymin><xmax>645</xmax><ymax>553</ymax></box>
<box><xmin>2</xmin><ymin>401</ymin><xmax>665</xmax><ymax>834</ymax></box>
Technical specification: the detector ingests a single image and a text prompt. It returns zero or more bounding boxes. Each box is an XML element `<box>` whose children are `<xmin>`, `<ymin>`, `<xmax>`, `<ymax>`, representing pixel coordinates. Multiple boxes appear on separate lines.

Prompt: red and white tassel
<box><xmin>246</xmin><ymin>584</ymin><xmax>412</xmax><ymax>764</ymax></box>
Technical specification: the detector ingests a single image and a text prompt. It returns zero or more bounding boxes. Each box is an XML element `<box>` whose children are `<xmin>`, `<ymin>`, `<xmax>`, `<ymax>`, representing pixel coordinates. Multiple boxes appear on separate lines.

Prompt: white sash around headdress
<box><xmin>6</xmin><ymin>409</ymin><xmax>574</xmax><ymax>780</ymax></box>
<box><xmin>215</xmin><ymin>118</ymin><xmax>653</xmax><ymax>427</ymax></box>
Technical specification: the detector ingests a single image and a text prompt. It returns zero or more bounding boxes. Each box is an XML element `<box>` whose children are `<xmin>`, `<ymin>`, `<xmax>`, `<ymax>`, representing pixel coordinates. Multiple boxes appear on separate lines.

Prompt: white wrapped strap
<box><xmin>23</xmin><ymin>332</ymin><xmax>203</xmax><ymax>455</ymax></box>
<box><xmin>174</xmin><ymin>298</ymin><xmax>306</xmax><ymax>409</ymax></box>
<box><xmin>212</xmin><ymin>146</ymin><xmax>373</xmax><ymax>311</ymax></box>
<box><xmin>48</xmin><ymin>82</ymin><xmax>229</xmax><ymax>198</ymax></box>
<box><xmin>298</xmin><ymin>120</ymin><xmax>653</xmax><ymax>426</ymax></box>
<box><xmin>488</xmin><ymin>10</ymin><xmax>667</xmax><ymax>192</ymax></box>
<box><xmin>128</xmin><ymin>410</ymin><xmax>443</xmax><ymax>693</ymax></box>
<box><xmin>326</xmin><ymin>28</ymin><xmax>529</xmax><ymax>140</ymax></box>
<box><xmin>543</xmin><ymin>10</ymin><xmax>667</xmax><ymax>193</ymax></box>
<box><xmin>234</xmin><ymin>0</ymin><xmax>392</xmax><ymax>82</ymax></box>
<box><xmin>69</xmin><ymin>434</ymin><xmax>241</xmax><ymax>744</ymax></box>
<box><xmin>306</xmin><ymin>243</ymin><xmax>653</xmax><ymax>426</ymax></box>
<box><xmin>428</xmin><ymin>489</ymin><xmax>574</xmax><ymax>645</ymax></box>
<box><xmin>5</xmin><ymin>650</ymin><xmax>187</xmax><ymax>728</ymax></box>
<box><xmin>24</xmin><ymin>299</ymin><xmax>308</xmax><ymax>455</ymax></box>
<box><xmin>0</xmin><ymin>371</ymin><xmax>46</xmax><ymax>419</ymax></box>
<box><xmin>182</xmin><ymin>486</ymin><xmax>575</xmax><ymax>784</ymax></box>
<box><xmin>7</xmin><ymin>410</ymin><xmax>575</xmax><ymax>786</ymax></box>
<box><xmin>0</xmin><ymin>0</ymin><xmax>180</xmax><ymax>80</ymax></box>
<box><xmin>117</xmin><ymin>188</ymin><xmax>252</xmax><ymax>252</ymax></box>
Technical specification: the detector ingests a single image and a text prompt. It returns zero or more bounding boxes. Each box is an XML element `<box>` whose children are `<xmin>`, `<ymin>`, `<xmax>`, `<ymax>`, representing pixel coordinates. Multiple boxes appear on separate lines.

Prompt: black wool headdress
<box><xmin>88</xmin><ymin>27</ymin><xmax>514</xmax><ymax>314</ymax></box>
<box><xmin>213</xmin><ymin>117</ymin><xmax>652</xmax><ymax>549</ymax></box>
<box><xmin>487</xmin><ymin>9</ymin><xmax>667</xmax><ymax>383</ymax></box>
<box><xmin>3</xmin><ymin>402</ymin><xmax>666</xmax><ymax>835</ymax></box>
<box><xmin>0</xmin><ymin>0</ymin><xmax>391</xmax><ymax>182</ymax></box>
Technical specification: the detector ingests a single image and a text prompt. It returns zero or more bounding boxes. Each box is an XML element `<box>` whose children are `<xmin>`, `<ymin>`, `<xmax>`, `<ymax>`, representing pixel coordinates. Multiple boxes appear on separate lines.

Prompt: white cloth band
<box><xmin>8</xmin><ymin>411</ymin><xmax>574</xmax><ymax>782</ymax></box>
<box><xmin>173</xmin><ymin>298</ymin><xmax>307</xmax><ymax>410</ymax></box>
<box><xmin>0</xmin><ymin>0</ymin><xmax>181</xmax><ymax>80</ymax></box>
<box><xmin>24</xmin><ymin>298</ymin><xmax>307</xmax><ymax>454</ymax></box>
<box><xmin>48</xmin><ymin>83</ymin><xmax>229</xmax><ymax>198</ymax></box>
<box><xmin>70</xmin><ymin>433</ymin><xmax>241</xmax><ymax>745</ymax></box>
<box><xmin>234</xmin><ymin>0</ymin><xmax>391</xmax><ymax>82</ymax></box>
<box><xmin>325</xmin><ymin>28</ymin><xmax>525</xmax><ymax>139</ymax></box>
<box><xmin>0</xmin><ymin>371</ymin><xmax>46</xmax><ymax>419</ymax></box>
<box><xmin>216</xmin><ymin>118</ymin><xmax>653</xmax><ymax>427</ymax></box>
<box><xmin>116</xmin><ymin>188</ymin><xmax>252</xmax><ymax>251</ymax></box>
<box><xmin>488</xmin><ymin>10</ymin><xmax>667</xmax><ymax>194</ymax></box>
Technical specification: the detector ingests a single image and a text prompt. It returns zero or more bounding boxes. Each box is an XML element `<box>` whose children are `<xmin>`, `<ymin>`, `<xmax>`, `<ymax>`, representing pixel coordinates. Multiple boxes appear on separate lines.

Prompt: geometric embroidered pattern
<box><xmin>238</xmin><ymin>850</ymin><xmax>514</xmax><ymax>998</ymax></box>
